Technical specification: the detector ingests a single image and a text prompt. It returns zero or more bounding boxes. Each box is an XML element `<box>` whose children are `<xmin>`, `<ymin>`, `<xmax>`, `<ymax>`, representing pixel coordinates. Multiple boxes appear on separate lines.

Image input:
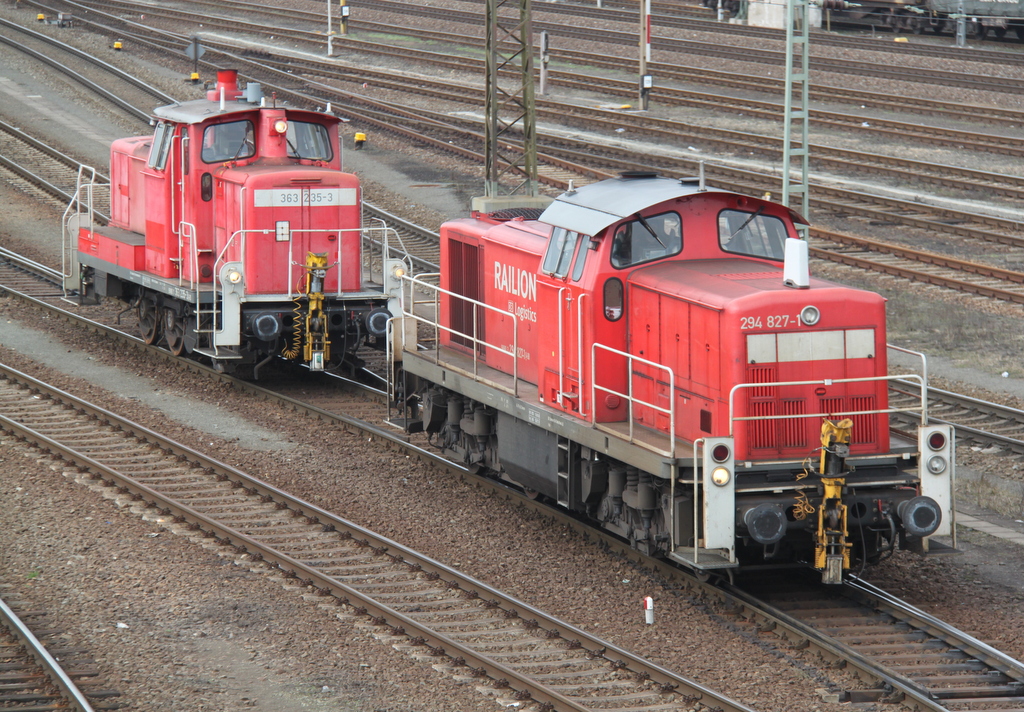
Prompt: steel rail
<box><xmin>845</xmin><ymin>576</ymin><xmax>1024</xmax><ymax>680</ymax></box>
<box><xmin>40</xmin><ymin>0</ymin><xmax>1024</xmax><ymax>96</ymax></box>
<box><xmin>0</xmin><ymin>20</ymin><xmax>158</xmax><ymax>123</ymax></box>
<box><xmin>339</xmin><ymin>0</ymin><xmax>1024</xmax><ymax>94</ymax></box>
<box><xmin>0</xmin><ymin>595</ymin><xmax>97</xmax><ymax>712</ymax></box>
<box><xmin>0</xmin><ymin>246</ymin><xmax>64</xmax><ymax>283</ymax></box>
<box><xmin>0</xmin><ymin>362</ymin><xmax>757</xmax><ymax>712</ymax></box>
<box><xmin>25</xmin><ymin>0</ymin><xmax>1024</xmax><ymax>146</ymax></box>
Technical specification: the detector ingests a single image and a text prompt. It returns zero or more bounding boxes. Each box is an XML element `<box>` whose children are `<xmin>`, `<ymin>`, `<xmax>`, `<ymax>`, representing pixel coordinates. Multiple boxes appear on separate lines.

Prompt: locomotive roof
<box><xmin>153</xmin><ymin>98</ymin><xmax>334</xmax><ymax>126</ymax></box>
<box><xmin>539</xmin><ymin>174</ymin><xmax>719</xmax><ymax>237</ymax></box>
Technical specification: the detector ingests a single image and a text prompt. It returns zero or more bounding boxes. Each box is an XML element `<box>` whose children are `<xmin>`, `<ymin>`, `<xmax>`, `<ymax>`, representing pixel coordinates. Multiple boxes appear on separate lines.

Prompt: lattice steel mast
<box><xmin>483</xmin><ymin>0</ymin><xmax>539</xmax><ymax>200</ymax></box>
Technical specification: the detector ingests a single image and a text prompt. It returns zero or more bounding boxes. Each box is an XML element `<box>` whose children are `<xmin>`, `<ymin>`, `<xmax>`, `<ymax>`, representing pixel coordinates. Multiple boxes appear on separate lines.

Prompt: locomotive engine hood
<box><xmin>626</xmin><ymin>258</ymin><xmax>847</xmax><ymax>307</ymax></box>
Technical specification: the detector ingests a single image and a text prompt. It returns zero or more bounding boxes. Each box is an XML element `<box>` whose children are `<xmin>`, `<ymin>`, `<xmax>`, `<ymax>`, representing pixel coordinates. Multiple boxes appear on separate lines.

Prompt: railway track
<box><xmin>67</xmin><ymin>0</ymin><xmax>1024</xmax><ymax>95</ymax></box>
<box><xmin>725</xmin><ymin>572</ymin><xmax>1024</xmax><ymax>710</ymax></box>
<box><xmin>0</xmin><ymin>362</ymin><xmax>757</xmax><ymax>712</ymax></box>
<box><xmin>0</xmin><ymin>587</ymin><xmax>121</xmax><ymax>710</ymax></box>
<box><xmin>0</xmin><ymin>16</ymin><xmax>172</xmax><ymax>125</ymax></box>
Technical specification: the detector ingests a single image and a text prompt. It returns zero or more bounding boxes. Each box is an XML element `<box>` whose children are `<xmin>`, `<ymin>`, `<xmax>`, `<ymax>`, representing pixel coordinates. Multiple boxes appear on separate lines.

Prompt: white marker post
<box><xmin>643</xmin><ymin>596</ymin><xmax>654</xmax><ymax>625</ymax></box>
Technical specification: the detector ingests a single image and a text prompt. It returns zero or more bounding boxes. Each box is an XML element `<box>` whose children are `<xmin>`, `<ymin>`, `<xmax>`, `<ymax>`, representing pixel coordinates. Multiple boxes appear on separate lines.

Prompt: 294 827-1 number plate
<box><xmin>741</xmin><ymin>314</ymin><xmax>795</xmax><ymax>329</ymax></box>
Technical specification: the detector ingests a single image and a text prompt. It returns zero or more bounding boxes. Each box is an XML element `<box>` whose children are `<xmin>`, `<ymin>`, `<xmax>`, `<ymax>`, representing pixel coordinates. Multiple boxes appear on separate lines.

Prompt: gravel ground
<box><xmin>2</xmin><ymin>2</ymin><xmax>1024</xmax><ymax>710</ymax></box>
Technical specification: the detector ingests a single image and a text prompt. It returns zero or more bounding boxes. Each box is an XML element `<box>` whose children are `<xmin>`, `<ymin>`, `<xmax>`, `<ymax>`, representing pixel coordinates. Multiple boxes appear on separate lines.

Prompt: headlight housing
<box><xmin>800</xmin><ymin>305</ymin><xmax>820</xmax><ymax>326</ymax></box>
<box><xmin>711</xmin><ymin>467</ymin><xmax>731</xmax><ymax>486</ymax></box>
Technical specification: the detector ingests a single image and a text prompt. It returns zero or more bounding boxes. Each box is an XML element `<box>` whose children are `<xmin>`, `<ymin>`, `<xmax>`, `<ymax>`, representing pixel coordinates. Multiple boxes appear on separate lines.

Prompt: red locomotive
<box><xmin>392</xmin><ymin>172</ymin><xmax>955</xmax><ymax>583</ymax></box>
<box><xmin>65</xmin><ymin>70</ymin><xmax>398</xmax><ymax>377</ymax></box>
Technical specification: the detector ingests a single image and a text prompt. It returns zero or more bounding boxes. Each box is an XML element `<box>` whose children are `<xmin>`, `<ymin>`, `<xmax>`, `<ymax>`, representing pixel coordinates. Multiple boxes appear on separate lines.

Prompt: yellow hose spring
<box><xmin>792</xmin><ymin>491</ymin><xmax>816</xmax><ymax>521</ymax></box>
<box><xmin>281</xmin><ymin>296</ymin><xmax>303</xmax><ymax>360</ymax></box>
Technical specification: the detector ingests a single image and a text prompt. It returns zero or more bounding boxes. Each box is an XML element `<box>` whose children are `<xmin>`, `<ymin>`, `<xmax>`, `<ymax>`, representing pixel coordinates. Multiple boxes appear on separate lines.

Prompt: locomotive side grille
<box><xmin>780</xmin><ymin>399</ymin><xmax>806</xmax><ymax>448</ymax></box>
<box><xmin>747</xmin><ymin>366</ymin><xmax>778</xmax><ymax>398</ymax></box>
<box><xmin>820</xmin><ymin>397</ymin><xmax>843</xmax><ymax>418</ymax></box>
<box><xmin>819</xmin><ymin>396</ymin><xmax>877</xmax><ymax>445</ymax></box>
<box><xmin>748</xmin><ymin>400</ymin><xmax>777</xmax><ymax>450</ymax></box>
<box><xmin>447</xmin><ymin>239</ymin><xmax>482</xmax><ymax>349</ymax></box>
<box><xmin>849</xmin><ymin>395</ymin><xmax>877</xmax><ymax>445</ymax></box>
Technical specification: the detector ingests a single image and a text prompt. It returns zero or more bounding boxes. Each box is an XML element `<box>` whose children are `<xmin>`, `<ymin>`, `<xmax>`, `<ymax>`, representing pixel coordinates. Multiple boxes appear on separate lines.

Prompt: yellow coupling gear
<box><xmin>281</xmin><ymin>252</ymin><xmax>332</xmax><ymax>370</ymax></box>
<box><xmin>814</xmin><ymin>418</ymin><xmax>854</xmax><ymax>584</ymax></box>
<box><xmin>303</xmin><ymin>252</ymin><xmax>330</xmax><ymax>371</ymax></box>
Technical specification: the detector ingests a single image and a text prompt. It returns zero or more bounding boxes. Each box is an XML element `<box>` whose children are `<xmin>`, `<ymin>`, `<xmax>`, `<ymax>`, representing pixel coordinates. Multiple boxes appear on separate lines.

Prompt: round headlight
<box><xmin>273</xmin><ymin>118</ymin><xmax>288</xmax><ymax>134</ymax></box>
<box><xmin>711</xmin><ymin>467</ymin><xmax>731</xmax><ymax>487</ymax></box>
<box><xmin>227</xmin><ymin>270</ymin><xmax>243</xmax><ymax>284</ymax></box>
<box><xmin>800</xmin><ymin>305</ymin><xmax>820</xmax><ymax>326</ymax></box>
<box><xmin>927</xmin><ymin>455</ymin><xmax>947</xmax><ymax>474</ymax></box>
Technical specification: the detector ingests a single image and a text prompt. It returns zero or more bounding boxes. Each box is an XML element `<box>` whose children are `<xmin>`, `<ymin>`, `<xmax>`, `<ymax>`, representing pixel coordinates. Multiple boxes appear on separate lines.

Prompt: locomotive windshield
<box><xmin>718</xmin><ymin>208</ymin><xmax>787</xmax><ymax>260</ymax></box>
<box><xmin>202</xmin><ymin>120</ymin><xmax>256</xmax><ymax>163</ymax></box>
<box><xmin>286</xmin><ymin>121</ymin><xmax>333</xmax><ymax>161</ymax></box>
<box><xmin>610</xmin><ymin>211</ymin><xmax>682</xmax><ymax>269</ymax></box>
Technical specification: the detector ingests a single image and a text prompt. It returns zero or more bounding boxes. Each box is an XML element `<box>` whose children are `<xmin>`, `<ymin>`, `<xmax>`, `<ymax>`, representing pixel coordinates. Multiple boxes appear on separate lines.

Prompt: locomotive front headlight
<box><xmin>927</xmin><ymin>455</ymin><xmax>947</xmax><ymax>475</ymax></box>
<box><xmin>273</xmin><ymin>118</ymin><xmax>288</xmax><ymax>134</ymax></box>
<box><xmin>711</xmin><ymin>467</ymin><xmax>731</xmax><ymax>487</ymax></box>
<box><xmin>227</xmin><ymin>269</ymin><xmax>243</xmax><ymax>284</ymax></box>
<box><xmin>800</xmin><ymin>305</ymin><xmax>820</xmax><ymax>326</ymax></box>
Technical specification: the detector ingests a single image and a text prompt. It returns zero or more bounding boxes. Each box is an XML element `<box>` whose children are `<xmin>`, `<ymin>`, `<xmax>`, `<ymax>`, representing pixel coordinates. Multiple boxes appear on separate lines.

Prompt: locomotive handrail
<box><xmin>727</xmin><ymin>373</ymin><xmax>928</xmax><ymax>436</ymax></box>
<box><xmin>886</xmin><ymin>344</ymin><xmax>929</xmax><ymax>424</ymax></box>
<box><xmin>399</xmin><ymin>274</ymin><xmax>520</xmax><ymax>396</ymax></box>
<box><xmin>61</xmin><ymin>167</ymin><xmax>107</xmax><ymax>297</ymax></box>
<box><xmin>591</xmin><ymin>343</ymin><xmax>676</xmax><ymax>458</ymax></box>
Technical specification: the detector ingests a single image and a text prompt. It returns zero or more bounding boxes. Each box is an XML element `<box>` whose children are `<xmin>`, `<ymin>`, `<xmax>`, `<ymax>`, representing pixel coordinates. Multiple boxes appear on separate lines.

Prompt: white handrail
<box><xmin>591</xmin><ymin>343</ymin><xmax>676</xmax><ymax>458</ymax></box>
<box><xmin>400</xmin><ymin>274</ymin><xmax>520</xmax><ymax>396</ymax></box>
<box><xmin>727</xmin><ymin>374</ymin><xmax>927</xmax><ymax>437</ymax></box>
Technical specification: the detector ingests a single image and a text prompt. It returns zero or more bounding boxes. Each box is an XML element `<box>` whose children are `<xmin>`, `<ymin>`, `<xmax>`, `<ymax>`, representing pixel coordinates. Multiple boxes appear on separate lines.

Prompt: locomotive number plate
<box><xmin>254</xmin><ymin>188</ymin><xmax>357</xmax><ymax>207</ymax></box>
<box><xmin>741</xmin><ymin>314</ymin><xmax>795</xmax><ymax>329</ymax></box>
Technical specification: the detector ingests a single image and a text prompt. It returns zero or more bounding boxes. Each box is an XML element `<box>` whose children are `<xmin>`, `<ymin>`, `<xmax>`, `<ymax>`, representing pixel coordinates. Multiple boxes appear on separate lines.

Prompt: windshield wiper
<box><xmin>729</xmin><ymin>206</ymin><xmax>764</xmax><ymax>240</ymax></box>
<box><xmin>634</xmin><ymin>212</ymin><xmax>666</xmax><ymax>247</ymax></box>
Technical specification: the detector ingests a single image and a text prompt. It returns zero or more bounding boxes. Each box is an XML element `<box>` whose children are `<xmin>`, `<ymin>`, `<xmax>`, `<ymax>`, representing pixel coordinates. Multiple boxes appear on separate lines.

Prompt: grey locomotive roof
<box><xmin>539</xmin><ymin>174</ymin><xmax>726</xmax><ymax>237</ymax></box>
<box><xmin>153</xmin><ymin>98</ymin><xmax>259</xmax><ymax>124</ymax></box>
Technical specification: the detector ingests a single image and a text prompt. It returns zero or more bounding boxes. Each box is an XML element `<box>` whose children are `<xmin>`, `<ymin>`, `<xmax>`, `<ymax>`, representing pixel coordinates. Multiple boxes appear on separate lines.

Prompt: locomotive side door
<box><xmin>539</xmin><ymin>227</ymin><xmax>591</xmax><ymax>415</ymax></box>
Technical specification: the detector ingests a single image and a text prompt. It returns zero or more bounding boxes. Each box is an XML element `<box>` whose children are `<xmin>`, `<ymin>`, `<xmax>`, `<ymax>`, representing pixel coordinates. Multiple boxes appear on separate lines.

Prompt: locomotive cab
<box><xmin>394</xmin><ymin>173</ymin><xmax>955</xmax><ymax>584</ymax></box>
<box><xmin>68</xmin><ymin>70</ymin><xmax>398</xmax><ymax>375</ymax></box>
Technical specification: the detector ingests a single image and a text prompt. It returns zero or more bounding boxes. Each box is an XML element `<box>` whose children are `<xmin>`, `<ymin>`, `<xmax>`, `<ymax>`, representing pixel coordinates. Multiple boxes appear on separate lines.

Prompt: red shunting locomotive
<box><xmin>65</xmin><ymin>70</ymin><xmax>397</xmax><ymax>376</ymax></box>
<box><xmin>393</xmin><ymin>172</ymin><xmax>955</xmax><ymax>583</ymax></box>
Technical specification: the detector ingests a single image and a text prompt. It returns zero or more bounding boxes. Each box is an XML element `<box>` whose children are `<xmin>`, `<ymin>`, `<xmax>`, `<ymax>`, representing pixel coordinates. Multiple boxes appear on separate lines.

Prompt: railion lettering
<box><xmin>494</xmin><ymin>261</ymin><xmax>537</xmax><ymax>302</ymax></box>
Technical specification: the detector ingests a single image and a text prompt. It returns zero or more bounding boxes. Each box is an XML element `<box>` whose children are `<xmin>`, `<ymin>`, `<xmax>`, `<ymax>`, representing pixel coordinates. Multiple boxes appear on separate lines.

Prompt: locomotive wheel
<box><xmin>994</xmin><ymin>26</ymin><xmax>1007</xmax><ymax>39</ymax></box>
<box><xmin>137</xmin><ymin>297</ymin><xmax>160</xmax><ymax>345</ymax></box>
<box><xmin>163</xmin><ymin>308</ymin><xmax>186</xmax><ymax>356</ymax></box>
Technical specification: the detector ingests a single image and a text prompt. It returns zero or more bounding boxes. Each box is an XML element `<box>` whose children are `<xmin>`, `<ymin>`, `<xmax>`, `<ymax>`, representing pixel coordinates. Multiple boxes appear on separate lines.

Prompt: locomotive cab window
<box><xmin>147</xmin><ymin>121</ymin><xmax>174</xmax><ymax>171</ymax></box>
<box><xmin>718</xmin><ymin>208</ymin><xmax>787</xmax><ymax>261</ymax></box>
<box><xmin>603</xmin><ymin>277</ymin><xmax>623</xmax><ymax>321</ymax></box>
<box><xmin>542</xmin><ymin>227</ymin><xmax>580</xmax><ymax>278</ymax></box>
<box><xmin>610</xmin><ymin>211</ymin><xmax>682</xmax><ymax>269</ymax></box>
<box><xmin>286</xmin><ymin>121</ymin><xmax>333</xmax><ymax>161</ymax></box>
<box><xmin>202</xmin><ymin>120</ymin><xmax>256</xmax><ymax>163</ymax></box>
